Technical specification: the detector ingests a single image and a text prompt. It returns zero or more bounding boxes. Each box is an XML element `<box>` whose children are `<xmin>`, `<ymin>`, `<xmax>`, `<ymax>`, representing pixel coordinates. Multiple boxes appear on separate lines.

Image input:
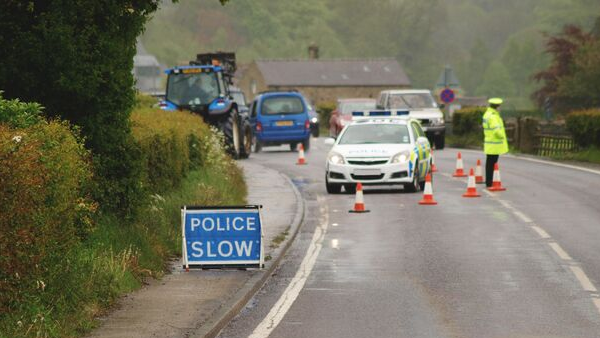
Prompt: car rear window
<box><xmin>261</xmin><ymin>96</ymin><xmax>305</xmax><ymax>115</ymax></box>
<box><xmin>338</xmin><ymin>101</ymin><xmax>376</xmax><ymax>115</ymax></box>
<box><xmin>338</xmin><ymin>124</ymin><xmax>410</xmax><ymax>144</ymax></box>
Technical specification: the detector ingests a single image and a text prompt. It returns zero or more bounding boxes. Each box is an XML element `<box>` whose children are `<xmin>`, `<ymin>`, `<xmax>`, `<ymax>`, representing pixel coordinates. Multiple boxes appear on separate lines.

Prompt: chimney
<box><xmin>308</xmin><ymin>43</ymin><xmax>319</xmax><ymax>60</ymax></box>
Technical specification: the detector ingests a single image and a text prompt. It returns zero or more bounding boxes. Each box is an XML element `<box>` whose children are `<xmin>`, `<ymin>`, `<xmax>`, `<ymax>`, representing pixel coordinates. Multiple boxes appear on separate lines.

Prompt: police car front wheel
<box><xmin>325</xmin><ymin>175</ymin><xmax>342</xmax><ymax>194</ymax></box>
<box><xmin>404</xmin><ymin>165</ymin><xmax>422</xmax><ymax>193</ymax></box>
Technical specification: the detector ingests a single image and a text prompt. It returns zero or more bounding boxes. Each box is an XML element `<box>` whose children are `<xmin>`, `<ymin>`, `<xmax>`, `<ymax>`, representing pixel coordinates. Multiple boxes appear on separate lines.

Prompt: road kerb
<box><xmin>190</xmin><ymin>170</ymin><xmax>306</xmax><ymax>338</ymax></box>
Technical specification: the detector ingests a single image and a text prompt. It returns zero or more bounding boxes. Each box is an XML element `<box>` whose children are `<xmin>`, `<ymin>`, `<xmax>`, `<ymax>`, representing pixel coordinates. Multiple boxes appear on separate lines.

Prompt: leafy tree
<box><xmin>476</xmin><ymin>61</ymin><xmax>516</xmax><ymax>98</ymax></box>
<box><xmin>0</xmin><ymin>1</ymin><xmax>168</xmax><ymax>216</ymax></box>
<box><xmin>501</xmin><ymin>36</ymin><xmax>546</xmax><ymax>97</ymax></box>
<box><xmin>140</xmin><ymin>0</ymin><xmax>600</xmax><ymax>104</ymax></box>
<box><xmin>457</xmin><ymin>39</ymin><xmax>492</xmax><ymax>95</ymax></box>
<box><xmin>556</xmin><ymin>40</ymin><xmax>600</xmax><ymax>109</ymax></box>
<box><xmin>592</xmin><ymin>16</ymin><xmax>600</xmax><ymax>37</ymax></box>
<box><xmin>532</xmin><ymin>25</ymin><xmax>594</xmax><ymax>112</ymax></box>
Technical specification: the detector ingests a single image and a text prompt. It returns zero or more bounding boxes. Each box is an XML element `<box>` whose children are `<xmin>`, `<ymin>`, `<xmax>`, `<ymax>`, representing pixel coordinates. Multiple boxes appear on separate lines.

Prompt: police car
<box><xmin>325</xmin><ymin>111</ymin><xmax>432</xmax><ymax>194</ymax></box>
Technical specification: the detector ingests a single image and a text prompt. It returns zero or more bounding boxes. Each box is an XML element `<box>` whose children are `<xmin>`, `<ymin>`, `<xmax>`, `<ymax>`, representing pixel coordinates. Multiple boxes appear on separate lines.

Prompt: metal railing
<box><xmin>535</xmin><ymin>134</ymin><xmax>577</xmax><ymax>157</ymax></box>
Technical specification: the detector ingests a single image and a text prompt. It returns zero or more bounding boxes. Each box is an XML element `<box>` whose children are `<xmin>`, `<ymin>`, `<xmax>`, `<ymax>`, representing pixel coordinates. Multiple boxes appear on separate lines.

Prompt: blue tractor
<box><xmin>160</xmin><ymin>52</ymin><xmax>252</xmax><ymax>159</ymax></box>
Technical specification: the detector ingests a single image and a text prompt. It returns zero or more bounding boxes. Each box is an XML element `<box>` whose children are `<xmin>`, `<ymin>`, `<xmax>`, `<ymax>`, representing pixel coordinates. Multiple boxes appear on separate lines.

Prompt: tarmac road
<box><xmin>217</xmin><ymin>138</ymin><xmax>600</xmax><ymax>338</ymax></box>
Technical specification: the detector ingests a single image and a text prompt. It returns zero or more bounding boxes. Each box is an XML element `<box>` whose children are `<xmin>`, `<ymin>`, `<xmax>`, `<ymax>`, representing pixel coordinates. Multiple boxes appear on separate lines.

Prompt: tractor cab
<box><xmin>161</xmin><ymin>52</ymin><xmax>236</xmax><ymax>124</ymax></box>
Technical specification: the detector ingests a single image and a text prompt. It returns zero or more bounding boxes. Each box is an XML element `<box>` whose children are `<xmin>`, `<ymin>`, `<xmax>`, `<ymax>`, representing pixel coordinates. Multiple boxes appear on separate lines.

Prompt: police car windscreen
<box><xmin>339</xmin><ymin>124</ymin><xmax>410</xmax><ymax>145</ymax></box>
<box><xmin>166</xmin><ymin>72</ymin><xmax>220</xmax><ymax>106</ymax></box>
<box><xmin>261</xmin><ymin>96</ymin><xmax>304</xmax><ymax>115</ymax></box>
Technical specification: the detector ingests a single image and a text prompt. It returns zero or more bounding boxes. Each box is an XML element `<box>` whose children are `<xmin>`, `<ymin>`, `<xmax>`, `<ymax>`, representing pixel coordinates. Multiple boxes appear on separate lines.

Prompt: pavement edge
<box><xmin>191</xmin><ymin>170</ymin><xmax>306</xmax><ymax>338</ymax></box>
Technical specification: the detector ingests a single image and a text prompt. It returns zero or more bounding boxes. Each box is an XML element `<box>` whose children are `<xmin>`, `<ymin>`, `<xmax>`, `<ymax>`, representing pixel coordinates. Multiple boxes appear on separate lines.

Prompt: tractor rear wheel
<box><xmin>221</xmin><ymin>108</ymin><xmax>241</xmax><ymax>159</ymax></box>
<box><xmin>239</xmin><ymin>118</ymin><xmax>252</xmax><ymax>159</ymax></box>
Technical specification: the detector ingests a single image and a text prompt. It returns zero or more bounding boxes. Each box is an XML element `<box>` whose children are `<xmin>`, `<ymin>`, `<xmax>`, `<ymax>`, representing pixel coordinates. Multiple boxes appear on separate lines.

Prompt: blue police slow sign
<box><xmin>182</xmin><ymin>206</ymin><xmax>263</xmax><ymax>269</ymax></box>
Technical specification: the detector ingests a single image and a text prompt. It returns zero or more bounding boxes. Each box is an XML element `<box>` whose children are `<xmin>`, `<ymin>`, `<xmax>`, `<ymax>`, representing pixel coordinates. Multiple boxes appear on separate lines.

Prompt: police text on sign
<box><xmin>182</xmin><ymin>206</ymin><xmax>263</xmax><ymax>268</ymax></box>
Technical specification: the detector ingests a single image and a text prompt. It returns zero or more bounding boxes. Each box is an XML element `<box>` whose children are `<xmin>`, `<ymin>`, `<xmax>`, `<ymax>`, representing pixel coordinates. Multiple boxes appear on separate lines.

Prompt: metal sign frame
<box><xmin>181</xmin><ymin>205</ymin><xmax>264</xmax><ymax>269</ymax></box>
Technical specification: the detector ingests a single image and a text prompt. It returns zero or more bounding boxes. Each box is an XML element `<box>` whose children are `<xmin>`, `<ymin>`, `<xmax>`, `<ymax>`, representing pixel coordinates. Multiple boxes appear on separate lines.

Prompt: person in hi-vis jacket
<box><xmin>482</xmin><ymin>98</ymin><xmax>509</xmax><ymax>187</ymax></box>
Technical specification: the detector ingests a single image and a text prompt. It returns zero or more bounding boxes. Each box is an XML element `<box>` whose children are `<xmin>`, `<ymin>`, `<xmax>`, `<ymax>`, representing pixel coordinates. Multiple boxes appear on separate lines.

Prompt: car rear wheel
<box><xmin>302</xmin><ymin>137</ymin><xmax>310</xmax><ymax>151</ymax></box>
<box><xmin>289</xmin><ymin>142</ymin><xmax>298</xmax><ymax>151</ymax></box>
<box><xmin>252</xmin><ymin>136</ymin><xmax>262</xmax><ymax>153</ymax></box>
<box><xmin>434</xmin><ymin>133</ymin><xmax>445</xmax><ymax>149</ymax></box>
<box><xmin>311</xmin><ymin>125</ymin><xmax>320</xmax><ymax>138</ymax></box>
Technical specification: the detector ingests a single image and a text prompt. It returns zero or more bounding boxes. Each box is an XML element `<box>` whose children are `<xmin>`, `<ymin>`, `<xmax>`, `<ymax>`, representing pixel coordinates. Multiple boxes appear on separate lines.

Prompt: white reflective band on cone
<box><xmin>355</xmin><ymin>190</ymin><xmax>364</xmax><ymax>204</ymax></box>
<box><xmin>475</xmin><ymin>164</ymin><xmax>482</xmax><ymax>176</ymax></box>
<box><xmin>467</xmin><ymin>174</ymin><xmax>476</xmax><ymax>188</ymax></box>
<box><xmin>493</xmin><ymin>168</ymin><xmax>500</xmax><ymax>182</ymax></box>
<box><xmin>424</xmin><ymin>181</ymin><xmax>433</xmax><ymax>195</ymax></box>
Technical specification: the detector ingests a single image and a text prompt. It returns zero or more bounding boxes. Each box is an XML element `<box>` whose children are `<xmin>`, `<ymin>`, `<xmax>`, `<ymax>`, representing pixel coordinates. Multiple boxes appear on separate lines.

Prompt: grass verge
<box><xmin>546</xmin><ymin>146</ymin><xmax>600</xmax><ymax>165</ymax></box>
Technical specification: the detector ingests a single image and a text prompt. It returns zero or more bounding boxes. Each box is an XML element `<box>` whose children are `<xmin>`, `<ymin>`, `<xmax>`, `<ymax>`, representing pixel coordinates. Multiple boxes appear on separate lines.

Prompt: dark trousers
<box><xmin>485</xmin><ymin>155</ymin><xmax>499</xmax><ymax>187</ymax></box>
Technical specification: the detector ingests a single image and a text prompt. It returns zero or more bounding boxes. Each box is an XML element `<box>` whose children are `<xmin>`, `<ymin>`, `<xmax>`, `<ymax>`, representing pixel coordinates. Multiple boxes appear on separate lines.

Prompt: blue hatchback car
<box><xmin>249</xmin><ymin>91</ymin><xmax>312</xmax><ymax>152</ymax></box>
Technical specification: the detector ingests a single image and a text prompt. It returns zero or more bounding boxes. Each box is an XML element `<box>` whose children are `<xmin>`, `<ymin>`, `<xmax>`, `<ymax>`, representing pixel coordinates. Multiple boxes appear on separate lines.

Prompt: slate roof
<box><xmin>255</xmin><ymin>58</ymin><xmax>410</xmax><ymax>87</ymax></box>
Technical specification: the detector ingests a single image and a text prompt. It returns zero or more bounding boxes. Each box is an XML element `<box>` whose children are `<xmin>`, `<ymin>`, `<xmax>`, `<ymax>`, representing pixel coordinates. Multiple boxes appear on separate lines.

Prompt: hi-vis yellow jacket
<box><xmin>482</xmin><ymin>107</ymin><xmax>509</xmax><ymax>155</ymax></box>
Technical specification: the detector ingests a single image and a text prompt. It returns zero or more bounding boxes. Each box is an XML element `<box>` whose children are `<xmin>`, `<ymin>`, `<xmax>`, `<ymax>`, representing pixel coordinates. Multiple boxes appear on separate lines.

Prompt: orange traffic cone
<box><xmin>431</xmin><ymin>150</ymin><xmax>438</xmax><ymax>173</ymax></box>
<box><xmin>462</xmin><ymin>168</ymin><xmax>481</xmax><ymax>198</ymax></box>
<box><xmin>452</xmin><ymin>152</ymin><xmax>467</xmax><ymax>177</ymax></box>
<box><xmin>488</xmin><ymin>163</ymin><xmax>507</xmax><ymax>191</ymax></box>
<box><xmin>419</xmin><ymin>174</ymin><xmax>438</xmax><ymax>205</ymax></box>
<box><xmin>475</xmin><ymin>159</ymin><xmax>484</xmax><ymax>184</ymax></box>
<box><xmin>349</xmin><ymin>182</ymin><xmax>370</xmax><ymax>213</ymax></box>
<box><xmin>296</xmin><ymin>144</ymin><xmax>306</xmax><ymax>165</ymax></box>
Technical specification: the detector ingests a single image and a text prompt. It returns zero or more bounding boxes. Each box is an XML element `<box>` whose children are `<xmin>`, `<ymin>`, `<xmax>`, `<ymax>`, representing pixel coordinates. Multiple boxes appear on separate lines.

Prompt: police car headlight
<box><xmin>311</xmin><ymin>117</ymin><xmax>318</xmax><ymax>123</ymax></box>
<box><xmin>328</xmin><ymin>152</ymin><xmax>345</xmax><ymax>165</ymax></box>
<box><xmin>391</xmin><ymin>151</ymin><xmax>411</xmax><ymax>164</ymax></box>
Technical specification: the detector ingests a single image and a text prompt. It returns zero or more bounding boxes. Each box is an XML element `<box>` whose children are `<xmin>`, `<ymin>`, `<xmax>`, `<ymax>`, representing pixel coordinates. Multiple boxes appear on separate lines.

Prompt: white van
<box><xmin>376</xmin><ymin>89</ymin><xmax>446</xmax><ymax>149</ymax></box>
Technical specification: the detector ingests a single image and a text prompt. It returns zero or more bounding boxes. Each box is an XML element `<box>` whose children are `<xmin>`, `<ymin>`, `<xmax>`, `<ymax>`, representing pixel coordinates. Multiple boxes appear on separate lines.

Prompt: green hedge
<box><xmin>317</xmin><ymin>101</ymin><xmax>336</xmax><ymax>130</ymax></box>
<box><xmin>1</xmin><ymin>94</ymin><xmax>247</xmax><ymax>337</ymax></box>
<box><xmin>452</xmin><ymin>107</ymin><xmax>485</xmax><ymax>135</ymax></box>
<box><xmin>566</xmin><ymin>109</ymin><xmax>600</xmax><ymax>147</ymax></box>
<box><xmin>131</xmin><ymin>101</ymin><xmax>224</xmax><ymax>194</ymax></box>
<box><xmin>502</xmin><ymin>109</ymin><xmax>543</xmax><ymax>119</ymax></box>
<box><xmin>0</xmin><ymin>96</ymin><xmax>94</xmax><ymax>325</ymax></box>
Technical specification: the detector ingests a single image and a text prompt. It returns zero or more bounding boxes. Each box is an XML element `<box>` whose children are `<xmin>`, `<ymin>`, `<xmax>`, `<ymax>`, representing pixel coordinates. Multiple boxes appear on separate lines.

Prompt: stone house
<box><xmin>236</xmin><ymin>47</ymin><xmax>411</xmax><ymax>105</ymax></box>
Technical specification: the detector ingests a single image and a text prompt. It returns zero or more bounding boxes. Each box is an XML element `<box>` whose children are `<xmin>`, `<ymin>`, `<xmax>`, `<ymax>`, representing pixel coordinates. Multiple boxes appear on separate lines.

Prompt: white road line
<box><xmin>569</xmin><ymin>266</ymin><xmax>598</xmax><ymax>292</ymax></box>
<box><xmin>530</xmin><ymin>225</ymin><xmax>551</xmax><ymax>239</ymax></box>
<box><xmin>497</xmin><ymin>199</ymin><xmax>513</xmax><ymax>209</ymax></box>
<box><xmin>482</xmin><ymin>189</ymin><xmax>493</xmax><ymax>197</ymax></box>
<box><xmin>249</xmin><ymin>197</ymin><xmax>329</xmax><ymax>338</ymax></box>
<box><xmin>549</xmin><ymin>242</ymin><xmax>573</xmax><ymax>261</ymax></box>
<box><xmin>592</xmin><ymin>298</ymin><xmax>600</xmax><ymax>315</ymax></box>
<box><xmin>513</xmin><ymin>210</ymin><xmax>533</xmax><ymax>223</ymax></box>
